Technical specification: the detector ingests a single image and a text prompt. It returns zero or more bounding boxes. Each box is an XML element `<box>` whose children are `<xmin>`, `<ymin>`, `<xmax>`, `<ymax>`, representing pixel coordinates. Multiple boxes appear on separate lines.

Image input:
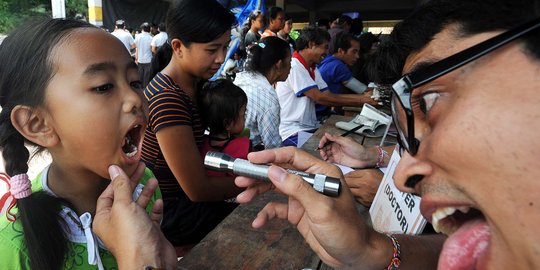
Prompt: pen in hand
<box><xmin>316</xmin><ymin>124</ymin><xmax>364</xmax><ymax>151</ymax></box>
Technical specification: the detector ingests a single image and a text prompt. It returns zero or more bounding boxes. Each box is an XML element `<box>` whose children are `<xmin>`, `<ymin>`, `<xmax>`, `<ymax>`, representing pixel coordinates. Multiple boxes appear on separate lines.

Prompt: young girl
<box><xmin>197</xmin><ymin>79</ymin><xmax>250</xmax><ymax>177</ymax></box>
<box><xmin>240</xmin><ymin>10</ymin><xmax>263</xmax><ymax>51</ymax></box>
<box><xmin>140</xmin><ymin>0</ymin><xmax>242</xmax><ymax>251</ymax></box>
<box><xmin>0</xmin><ymin>19</ymin><xmax>163</xmax><ymax>269</ymax></box>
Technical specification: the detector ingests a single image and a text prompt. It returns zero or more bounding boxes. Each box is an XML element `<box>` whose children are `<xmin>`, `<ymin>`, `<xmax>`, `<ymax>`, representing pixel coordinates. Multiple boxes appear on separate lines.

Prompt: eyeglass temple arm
<box><xmin>406</xmin><ymin>17</ymin><xmax>540</xmax><ymax>89</ymax></box>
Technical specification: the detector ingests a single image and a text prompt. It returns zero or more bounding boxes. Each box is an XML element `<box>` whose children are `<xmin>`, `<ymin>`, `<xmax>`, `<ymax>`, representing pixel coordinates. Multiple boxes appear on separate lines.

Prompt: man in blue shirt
<box><xmin>317</xmin><ymin>32</ymin><xmax>369</xmax><ymax>118</ymax></box>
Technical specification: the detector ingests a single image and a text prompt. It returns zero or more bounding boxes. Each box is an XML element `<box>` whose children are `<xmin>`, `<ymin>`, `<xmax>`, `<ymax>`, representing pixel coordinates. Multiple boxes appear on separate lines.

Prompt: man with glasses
<box><xmin>235</xmin><ymin>0</ymin><xmax>540</xmax><ymax>269</ymax></box>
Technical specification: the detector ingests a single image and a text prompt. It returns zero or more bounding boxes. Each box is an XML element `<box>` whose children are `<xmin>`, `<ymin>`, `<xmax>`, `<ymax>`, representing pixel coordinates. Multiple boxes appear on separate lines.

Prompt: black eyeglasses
<box><xmin>391</xmin><ymin>17</ymin><xmax>540</xmax><ymax>156</ymax></box>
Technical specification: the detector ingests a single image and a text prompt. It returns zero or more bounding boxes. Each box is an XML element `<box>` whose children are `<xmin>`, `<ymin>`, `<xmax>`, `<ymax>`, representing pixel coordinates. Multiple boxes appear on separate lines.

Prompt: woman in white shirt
<box><xmin>234</xmin><ymin>37</ymin><xmax>291</xmax><ymax>149</ymax></box>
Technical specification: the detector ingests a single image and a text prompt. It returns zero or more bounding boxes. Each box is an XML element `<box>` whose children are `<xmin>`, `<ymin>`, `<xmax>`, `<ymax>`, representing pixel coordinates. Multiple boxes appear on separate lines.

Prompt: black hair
<box><xmin>166</xmin><ymin>0</ymin><xmax>236</xmax><ymax>46</ymax></box>
<box><xmin>295</xmin><ymin>26</ymin><xmax>331</xmax><ymax>51</ymax></box>
<box><xmin>334</xmin><ymin>15</ymin><xmax>352</xmax><ymax>27</ymax></box>
<box><xmin>150</xmin><ymin>42</ymin><xmax>173</xmax><ymax>80</ymax></box>
<box><xmin>246</xmin><ymin>36</ymin><xmax>290</xmax><ymax>75</ymax></box>
<box><xmin>264</xmin><ymin>6</ymin><xmax>284</xmax><ymax>29</ymax></box>
<box><xmin>358</xmin><ymin>32</ymin><xmax>380</xmax><ymax>54</ymax></box>
<box><xmin>141</xmin><ymin>22</ymin><xmax>150</xmax><ymax>32</ymax></box>
<box><xmin>0</xmin><ymin>18</ymin><xmax>96</xmax><ymax>270</ymax></box>
<box><xmin>367</xmin><ymin>0</ymin><xmax>540</xmax><ymax>84</ymax></box>
<box><xmin>240</xmin><ymin>10</ymin><xmax>263</xmax><ymax>49</ymax></box>
<box><xmin>317</xmin><ymin>18</ymin><xmax>331</xmax><ymax>29</ymax></box>
<box><xmin>333</xmin><ymin>32</ymin><xmax>359</xmax><ymax>54</ymax></box>
<box><xmin>197</xmin><ymin>79</ymin><xmax>247</xmax><ymax>135</ymax></box>
<box><xmin>350</xmin><ymin>17</ymin><xmax>364</xmax><ymax>35</ymax></box>
<box><xmin>158</xmin><ymin>22</ymin><xmax>166</xmax><ymax>32</ymax></box>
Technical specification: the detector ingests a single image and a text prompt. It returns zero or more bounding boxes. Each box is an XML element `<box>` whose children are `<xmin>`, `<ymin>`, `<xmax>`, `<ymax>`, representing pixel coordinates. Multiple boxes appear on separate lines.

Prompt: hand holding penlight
<box><xmin>204</xmin><ymin>152</ymin><xmax>341</xmax><ymax>197</ymax></box>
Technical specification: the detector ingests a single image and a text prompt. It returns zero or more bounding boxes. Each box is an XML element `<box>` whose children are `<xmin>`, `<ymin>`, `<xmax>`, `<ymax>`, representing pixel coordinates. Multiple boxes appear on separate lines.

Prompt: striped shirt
<box><xmin>141</xmin><ymin>73</ymin><xmax>235</xmax><ymax>246</ymax></box>
<box><xmin>141</xmin><ymin>72</ymin><xmax>204</xmax><ymax>197</ymax></box>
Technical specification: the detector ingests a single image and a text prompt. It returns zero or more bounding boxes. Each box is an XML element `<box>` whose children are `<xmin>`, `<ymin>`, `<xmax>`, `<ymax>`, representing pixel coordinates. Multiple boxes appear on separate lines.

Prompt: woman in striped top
<box><xmin>140</xmin><ymin>0</ymin><xmax>243</xmax><ymax>252</ymax></box>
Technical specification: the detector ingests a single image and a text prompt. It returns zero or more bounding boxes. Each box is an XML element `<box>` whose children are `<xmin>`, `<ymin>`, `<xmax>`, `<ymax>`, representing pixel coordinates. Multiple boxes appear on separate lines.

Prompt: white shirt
<box><xmin>134</xmin><ymin>31</ymin><xmax>153</xmax><ymax>64</ymax></box>
<box><xmin>276</xmin><ymin>58</ymin><xmax>328</xmax><ymax>140</ymax></box>
<box><xmin>111</xmin><ymin>29</ymin><xmax>134</xmax><ymax>53</ymax></box>
<box><xmin>151</xmin><ymin>32</ymin><xmax>168</xmax><ymax>48</ymax></box>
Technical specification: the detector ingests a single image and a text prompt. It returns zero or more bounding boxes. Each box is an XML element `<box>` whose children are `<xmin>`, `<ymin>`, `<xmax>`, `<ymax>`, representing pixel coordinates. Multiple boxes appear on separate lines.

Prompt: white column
<box><xmin>51</xmin><ymin>0</ymin><xmax>66</xmax><ymax>19</ymax></box>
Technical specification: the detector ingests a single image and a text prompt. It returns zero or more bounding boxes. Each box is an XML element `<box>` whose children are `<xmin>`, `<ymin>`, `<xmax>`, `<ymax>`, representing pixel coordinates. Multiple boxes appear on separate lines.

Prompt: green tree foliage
<box><xmin>0</xmin><ymin>0</ymin><xmax>88</xmax><ymax>34</ymax></box>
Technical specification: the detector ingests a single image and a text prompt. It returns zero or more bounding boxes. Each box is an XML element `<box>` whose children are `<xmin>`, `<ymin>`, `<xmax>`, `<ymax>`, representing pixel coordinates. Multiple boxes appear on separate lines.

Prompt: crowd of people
<box><xmin>0</xmin><ymin>0</ymin><xmax>539</xmax><ymax>269</ymax></box>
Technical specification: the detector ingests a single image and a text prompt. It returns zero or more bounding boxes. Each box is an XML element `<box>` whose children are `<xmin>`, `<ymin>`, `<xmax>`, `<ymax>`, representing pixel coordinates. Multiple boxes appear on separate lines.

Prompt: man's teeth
<box><xmin>431</xmin><ymin>206</ymin><xmax>470</xmax><ymax>235</ymax></box>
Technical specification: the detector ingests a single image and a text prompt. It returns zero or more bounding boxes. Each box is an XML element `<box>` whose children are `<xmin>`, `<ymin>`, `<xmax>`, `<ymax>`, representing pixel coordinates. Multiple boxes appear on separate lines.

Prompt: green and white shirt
<box><xmin>0</xmin><ymin>166</ymin><xmax>161</xmax><ymax>270</ymax></box>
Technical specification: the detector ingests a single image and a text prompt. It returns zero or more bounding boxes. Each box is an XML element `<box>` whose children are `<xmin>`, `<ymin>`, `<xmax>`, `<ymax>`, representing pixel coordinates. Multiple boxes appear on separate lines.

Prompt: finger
<box><xmin>318</xmin><ymin>133</ymin><xmax>334</xmax><ymax>148</ymax></box>
<box><xmin>95</xmin><ymin>182</ymin><xmax>114</xmax><ymax>216</ymax></box>
<box><xmin>234</xmin><ymin>176</ymin><xmax>260</xmax><ymax>188</ymax></box>
<box><xmin>108</xmin><ymin>165</ymin><xmax>135</xmax><ymax>204</ymax></box>
<box><xmin>267</xmin><ymin>165</ymin><xmax>337</xmax><ymax>215</ymax></box>
<box><xmin>236</xmin><ymin>182</ymin><xmax>274</xmax><ymax>203</ymax></box>
<box><xmin>136</xmin><ymin>177</ymin><xmax>158</xmax><ymax>208</ymax></box>
<box><xmin>150</xmin><ymin>198</ymin><xmax>164</xmax><ymax>225</ymax></box>
<box><xmin>248</xmin><ymin>147</ymin><xmax>328</xmax><ymax>173</ymax></box>
<box><xmin>252</xmin><ymin>202</ymin><xmax>289</xmax><ymax>228</ymax></box>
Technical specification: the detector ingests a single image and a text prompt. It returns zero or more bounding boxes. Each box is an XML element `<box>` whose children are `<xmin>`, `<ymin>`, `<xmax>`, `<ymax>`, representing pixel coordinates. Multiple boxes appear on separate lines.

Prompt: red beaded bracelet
<box><xmin>384</xmin><ymin>234</ymin><xmax>401</xmax><ymax>270</ymax></box>
<box><xmin>375</xmin><ymin>146</ymin><xmax>389</xmax><ymax>168</ymax></box>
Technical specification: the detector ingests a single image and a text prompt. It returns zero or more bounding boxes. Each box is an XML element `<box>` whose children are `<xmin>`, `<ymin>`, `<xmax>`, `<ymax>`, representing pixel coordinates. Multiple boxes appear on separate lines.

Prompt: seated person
<box><xmin>276</xmin><ymin>27</ymin><xmax>377</xmax><ymax>146</ymax></box>
<box><xmin>234</xmin><ymin>37</ymin><xmax>292</xmax><ymax>150</ymax></box>
<box><xmin>318</xmin><ymin>32</ymin><xmax>370</xmax><ymax>118</ymax></box>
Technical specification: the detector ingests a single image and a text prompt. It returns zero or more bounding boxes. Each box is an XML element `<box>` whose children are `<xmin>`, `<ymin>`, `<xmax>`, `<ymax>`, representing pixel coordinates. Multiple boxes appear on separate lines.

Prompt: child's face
<box><xmin>182</xmin><ymin>30</ymin><xmax>231</xmax><ymax>80</ymax></box>
<box><xmin>228</xmin><ymin>104</ymin><xmax>246</xmax><ymax>135</ymax></box>
<box><xmin>43</xmin><ymin>28</ymin><xmax>147</xmax><ymax>178</ymax></box>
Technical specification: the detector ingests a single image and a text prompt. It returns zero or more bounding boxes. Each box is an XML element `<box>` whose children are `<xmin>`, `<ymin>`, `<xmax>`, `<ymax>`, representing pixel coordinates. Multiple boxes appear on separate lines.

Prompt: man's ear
<box><xmin>10</xmin><ymin>105</ymin><xmax>58</xmax><ymax>148</ymax></box>
<box><xmin>336</xmin><ymin>48</ymin><xmax>345</xmax><ymax>55</ymax></box>
<box><xmin>308</xmin><ymin>41</ymin><xmax>316</xmax><ymax>49</ymax></box>
<box><xmin>170</xmin><ymin>38</ymin><xmax>184</xmax><ymax>58</ymax></box>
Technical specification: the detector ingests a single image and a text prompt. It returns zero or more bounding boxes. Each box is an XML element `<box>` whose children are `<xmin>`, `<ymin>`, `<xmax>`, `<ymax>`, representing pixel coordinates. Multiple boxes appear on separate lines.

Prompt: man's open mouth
<box><xmin>431</xmin><ymin>206</ymin><xmax>490</xmax><ymax>270</ymax></box>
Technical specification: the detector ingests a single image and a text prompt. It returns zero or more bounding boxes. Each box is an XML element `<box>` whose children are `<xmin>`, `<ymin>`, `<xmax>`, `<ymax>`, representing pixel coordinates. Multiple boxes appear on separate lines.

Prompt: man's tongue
<box><xmin>438</xmin><ymin>219</ymin><xmax>490</xmax><ymax>270</ymax></box>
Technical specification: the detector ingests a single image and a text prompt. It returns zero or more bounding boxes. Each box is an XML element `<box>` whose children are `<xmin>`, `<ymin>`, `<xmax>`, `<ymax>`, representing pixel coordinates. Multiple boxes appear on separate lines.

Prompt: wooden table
<box><xmin>177</xmin><ymin>115</ymin><xmax>396</xmax><ymax>270</ymax></box>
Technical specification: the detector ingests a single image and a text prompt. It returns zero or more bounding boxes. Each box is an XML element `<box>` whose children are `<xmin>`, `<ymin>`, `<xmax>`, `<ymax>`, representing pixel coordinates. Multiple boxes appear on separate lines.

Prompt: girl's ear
<box><xmin>10</xmin><ymin>105</ymin><xmax>59</xmax><ymax>148</ymax></box>
<box><xmin>308</xmin><ymin>41</ymin><xmax>316</xmax><ymax>50</ymax></box>
<box><xmin>275</xmin><ymin>59</ymin><xmax>283</xmax><ymax>70</ymax></box>
<box><xmin>170</xmin><ymin>38</ymin><xmax>184</xmax><ymax>58</ymax></box>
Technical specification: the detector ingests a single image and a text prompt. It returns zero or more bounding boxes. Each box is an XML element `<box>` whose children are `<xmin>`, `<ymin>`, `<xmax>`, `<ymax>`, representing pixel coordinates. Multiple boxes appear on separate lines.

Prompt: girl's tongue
<box><xmin>438</xmin><ymin>219</ymin><xmax>490</xmax><ymax>270</ymax></box>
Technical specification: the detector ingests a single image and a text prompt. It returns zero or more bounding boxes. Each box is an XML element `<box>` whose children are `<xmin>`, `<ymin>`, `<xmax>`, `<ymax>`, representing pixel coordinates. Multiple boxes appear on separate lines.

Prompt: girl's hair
<box><xmin>166</xmin><ymin>0</ymin><xmax>236</xmax><ymax>46</ymax></box>
<box><xmin>150</xmin><ymin>42</ymin><xmax>173</xmax><ymax>79</ymax></box>
<box><xmin>0</xmin><ymin>18</ymin><xmax>96</xmax><ymax>270</ymax></box>
<box><xmin>246</xmin><ymin>36</ymin><xmax>290</xmax><ymax>75</ymax></box>
<box><xmin>240</xmin><ymin>10</ymin><xmax>263</xmax><ymax>47</ymax></box>
<box><xmin>197</xmin><ymin>79</ymin><xmax>247</xmax><ymax>135</ymax></box>
<box><xmin>264</xmin><ymin>6</ymin><xmax>284</xmax><ymax>29</ymax></box>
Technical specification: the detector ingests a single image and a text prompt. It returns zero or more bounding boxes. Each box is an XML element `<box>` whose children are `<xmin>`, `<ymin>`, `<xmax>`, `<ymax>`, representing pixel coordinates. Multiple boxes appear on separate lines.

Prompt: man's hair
<box><xmin>140</xmin><ymin>22</ymin><xmax>150</xmax><ymax>32</ymax></box>
<box><xmin>334</xmin><ymin>15</ymin><xmax>352</xmax><ymax>27</ymax></box>
<box><xmin>333</xmin><ymin>32</ymin><xmax>358</xmax><ymax>54</ymax></box>
<box><xmin>158</xmin><ymin>22</ymin><xmax>166</xmax><ymax>32</ymax></box>
<box><xmin>295</xmin><ymin>26</ymin><xmax>331</xmax><ymax>51</ymax></box>
<box><xmin>367</xmin><ymin>0</ymin><xmax>540</xmax><ymax>84</ymax></box>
